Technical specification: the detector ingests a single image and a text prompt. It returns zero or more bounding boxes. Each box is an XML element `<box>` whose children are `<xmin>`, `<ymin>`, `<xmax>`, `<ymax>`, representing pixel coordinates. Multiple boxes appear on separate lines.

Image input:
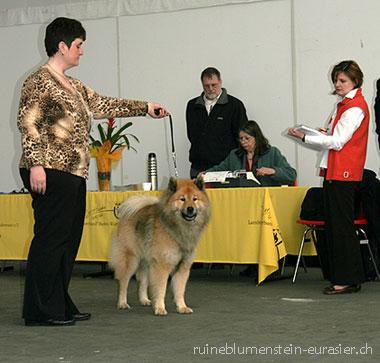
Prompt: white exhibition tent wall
<box><xmin>1</xmin><ymin>0</ymin><xmax>379</xmax><ymax>191</ymax></box>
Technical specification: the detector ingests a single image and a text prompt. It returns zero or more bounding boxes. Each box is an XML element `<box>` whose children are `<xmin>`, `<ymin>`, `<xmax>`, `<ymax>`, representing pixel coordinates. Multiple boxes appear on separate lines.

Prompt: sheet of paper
<box><xmin>203</xmin><ymin>171</ymin><xmax>229</xmax><ymax>183</ymax></box>
<box><xmin>227</xmin><ymin>170</ymin><xmax>261</xmax><ymax>185</ymax></box>
<box><xmin>245</xmin><ymin>172</ymin><xmax>261</xmax><ymax>185</ymax></box>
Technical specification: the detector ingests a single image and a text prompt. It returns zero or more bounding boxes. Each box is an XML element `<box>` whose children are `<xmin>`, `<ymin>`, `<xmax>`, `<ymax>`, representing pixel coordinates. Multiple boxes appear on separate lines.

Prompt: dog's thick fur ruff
<box><xmin>109</xmin><ymin>177</ymin><xmax>211</xmax><ymax>316</ymax></box>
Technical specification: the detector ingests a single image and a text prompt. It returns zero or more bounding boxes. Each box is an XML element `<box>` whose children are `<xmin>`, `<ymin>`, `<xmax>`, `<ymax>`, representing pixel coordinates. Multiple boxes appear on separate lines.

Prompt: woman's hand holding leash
<box><xmin>147</xmin><ymin>102</ymin><xmax>170</xmax><ymax>118</ymax></box>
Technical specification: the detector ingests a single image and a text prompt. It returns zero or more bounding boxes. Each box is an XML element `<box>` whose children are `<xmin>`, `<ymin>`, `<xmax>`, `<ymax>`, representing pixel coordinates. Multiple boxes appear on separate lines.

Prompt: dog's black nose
<box><xmin>182</xmin><ymin>206</ymin><xmax>197</xmax><ymax>221</ymax></box>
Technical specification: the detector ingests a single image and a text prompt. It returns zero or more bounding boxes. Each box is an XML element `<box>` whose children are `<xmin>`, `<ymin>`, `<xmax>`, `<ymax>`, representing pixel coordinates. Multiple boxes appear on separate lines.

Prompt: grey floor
<box><xmin>1</xmin><ymin>262</ymin><xmax>379</xmax><ymax>363</ymax></box>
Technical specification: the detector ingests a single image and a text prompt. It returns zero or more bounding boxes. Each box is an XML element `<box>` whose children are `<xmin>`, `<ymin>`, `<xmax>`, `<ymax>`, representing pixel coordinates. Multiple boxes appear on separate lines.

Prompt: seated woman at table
<box><xmin>206</xmin><ymin>120</ymin><xmax>297</xmax><ymax>186</ymax></box>
<box><xmin>206</xmin><ymin>120</ymin><xmax>296</xmax><ymax>277</ymax></box>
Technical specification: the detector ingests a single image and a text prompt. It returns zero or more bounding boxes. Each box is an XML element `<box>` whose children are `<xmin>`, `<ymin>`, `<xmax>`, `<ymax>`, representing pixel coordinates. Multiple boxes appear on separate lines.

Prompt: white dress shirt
<box><xmin>305</xmin><ymin>88</ymin><xmax>365</xmax><ymax>169</ymax></box>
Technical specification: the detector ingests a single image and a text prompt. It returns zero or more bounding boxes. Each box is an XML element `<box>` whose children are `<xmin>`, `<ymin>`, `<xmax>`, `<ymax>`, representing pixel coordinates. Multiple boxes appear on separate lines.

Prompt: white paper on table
<box><xmin>245</xmin><ymin>171</ymin><xmax>261</xmax><ymax>185</ymax></box>
<box><xmin>203</xmin><ymin>171</ymin><xmax>229</xmax><ymax>183</ymax></box>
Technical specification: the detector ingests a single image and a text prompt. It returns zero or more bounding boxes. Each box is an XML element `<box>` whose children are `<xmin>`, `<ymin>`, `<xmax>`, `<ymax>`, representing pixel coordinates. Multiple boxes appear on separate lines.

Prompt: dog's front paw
<box><xmin>140</xmin><ymin>298</ymin><xmax>152</xmax><ymax>306</ymax></box>
<box><xmin>154</xmin><ymin>306</ymin><xmax>168</xmax><ymax>316</ymax></box>
<box><xmin>118</xmin><ymin>302</ymin><xmax>131</xmax><ymax>310</ymax></box>
<box><xmin>177</xmin><ymin>306</ymin><xmax>193</xmax><ymax>314</ymax></box>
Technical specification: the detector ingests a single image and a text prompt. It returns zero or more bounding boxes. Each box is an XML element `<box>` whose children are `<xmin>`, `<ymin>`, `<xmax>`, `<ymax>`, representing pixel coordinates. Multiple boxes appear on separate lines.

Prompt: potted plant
<box><xmin>90</xmin><ymin>118</ymin><xmax>139</xmax><ymax>191</ymax></box>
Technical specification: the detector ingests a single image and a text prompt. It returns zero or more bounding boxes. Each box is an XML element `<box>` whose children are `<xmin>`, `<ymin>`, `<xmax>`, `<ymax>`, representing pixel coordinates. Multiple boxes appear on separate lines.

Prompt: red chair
<box><xmin>292</xmin><ymin>216</ymin><xmax>380</xmax><ymax>283</ymax></box>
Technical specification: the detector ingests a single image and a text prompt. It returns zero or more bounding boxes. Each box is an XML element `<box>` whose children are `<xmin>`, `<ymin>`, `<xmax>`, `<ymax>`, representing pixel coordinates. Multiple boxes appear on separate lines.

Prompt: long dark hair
<box><xmin>236</xmin><ymin>120</ymin><xmax>270</xmax><ymax>157</ymax></box>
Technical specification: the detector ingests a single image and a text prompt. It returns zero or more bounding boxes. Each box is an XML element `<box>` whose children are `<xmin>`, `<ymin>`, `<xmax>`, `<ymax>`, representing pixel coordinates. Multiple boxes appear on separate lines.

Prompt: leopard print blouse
<box><xmin>17</xmin><ymin>66</ymin><xmax>148</xmax><ymax>179</ymax></box>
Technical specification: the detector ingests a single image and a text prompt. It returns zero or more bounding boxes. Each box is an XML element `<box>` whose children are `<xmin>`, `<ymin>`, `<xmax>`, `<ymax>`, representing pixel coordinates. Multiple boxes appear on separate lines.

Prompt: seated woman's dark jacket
<box><xmin>207</xmin><ymin>146</ymin><xmax>297</xmax><ymax>186</ymax></box>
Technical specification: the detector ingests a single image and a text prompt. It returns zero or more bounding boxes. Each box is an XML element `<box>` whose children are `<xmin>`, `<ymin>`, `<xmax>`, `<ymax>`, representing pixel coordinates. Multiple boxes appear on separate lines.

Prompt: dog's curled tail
<box><xmin>117</xmin><ymin>195</ymin><xmax>159</xmax><ymax>219</ymax></box>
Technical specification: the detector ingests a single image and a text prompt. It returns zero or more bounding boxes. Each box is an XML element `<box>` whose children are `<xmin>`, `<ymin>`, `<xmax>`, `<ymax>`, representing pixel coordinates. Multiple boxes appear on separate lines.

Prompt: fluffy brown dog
<box><xmin>109</xmin><ymin>177</ymin><xmax>211</xmax><ymax>316</ymax></box>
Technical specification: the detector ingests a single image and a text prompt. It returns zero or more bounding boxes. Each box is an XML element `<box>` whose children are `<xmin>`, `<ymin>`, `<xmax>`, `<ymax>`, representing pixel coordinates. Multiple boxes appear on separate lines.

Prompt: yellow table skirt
<box><xmin>0</xmin><ymin>187</ymin><xmax>316</xmax><ymax>283</ymax></box>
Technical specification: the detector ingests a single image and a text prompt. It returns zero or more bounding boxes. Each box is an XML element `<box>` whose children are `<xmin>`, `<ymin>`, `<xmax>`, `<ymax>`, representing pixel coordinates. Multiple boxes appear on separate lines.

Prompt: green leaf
<box><xmin>124</xmin><ymin>133</ymin><xmax>140</xmax><ymax>143</ymax></box>
<box><xmin>97</xmin><ymin>123</ymin><xmax>106</xmax><ymax>143</ymax></box>
<box><xmin>121</xmin><ymin>135</ymin><xmax>130</xmax><ymax>149</ymax></box>
<box><xmin>106</xmin><ymin>125</ymin><xmax>113</xmax><ymax>140</ymax></box>
<box><xmin>111</xmin><ymin>122</ymin><xmax>133</xmax><ymax>143</ymax></box>
<box><xmin>110</xmin><ymin>143</ymin><xmax>123</xmax><ymax>153</ymax></box>
<box><xmin>91</xmin><ymin>140</ymin><xmax>102</xmax><ymax>147</ymax></box>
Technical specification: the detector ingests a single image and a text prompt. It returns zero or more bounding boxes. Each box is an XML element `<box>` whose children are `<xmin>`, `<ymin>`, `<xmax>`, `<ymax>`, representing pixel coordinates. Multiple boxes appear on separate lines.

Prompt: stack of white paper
<box><xmin>294</xmin><ymin>125</ymin><xmax>325</xmax><ymax>137</ymax></box>
<box><xmin>203</xmin><ymin>171</ymin><xmax>261</xmax><ymax>185</ymax></box>
<box><xmin>203</xmin><ymin>171</ymin><xmax>229</xmax><ymax>183</ymax></box>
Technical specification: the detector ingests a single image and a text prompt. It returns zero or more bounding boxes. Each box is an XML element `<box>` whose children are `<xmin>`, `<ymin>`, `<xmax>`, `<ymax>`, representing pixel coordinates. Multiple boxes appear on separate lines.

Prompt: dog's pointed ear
<box><xmin>194</xmin><ymin>176</ymin><xmax>205</xmax><ymax>191</ymax></box>
<box><xmin>168</xmin><ymin>177</ymin><xmax>177</xmax><ymax>192</ymax></box>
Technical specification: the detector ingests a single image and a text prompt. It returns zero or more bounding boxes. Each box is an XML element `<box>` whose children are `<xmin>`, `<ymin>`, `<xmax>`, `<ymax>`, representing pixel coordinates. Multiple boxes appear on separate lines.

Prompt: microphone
<box><xmin>148</xmin><ymin>153</ymin><xmax>158</xmax><ymax>190</ymax></box>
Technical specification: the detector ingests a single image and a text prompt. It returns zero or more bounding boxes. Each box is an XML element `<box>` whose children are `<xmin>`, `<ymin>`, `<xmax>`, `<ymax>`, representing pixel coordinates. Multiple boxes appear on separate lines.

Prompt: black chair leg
<box><xmin>357</xmin><ymin>227</ymin><xmax>380</xmax><ymax>281</ymax></box>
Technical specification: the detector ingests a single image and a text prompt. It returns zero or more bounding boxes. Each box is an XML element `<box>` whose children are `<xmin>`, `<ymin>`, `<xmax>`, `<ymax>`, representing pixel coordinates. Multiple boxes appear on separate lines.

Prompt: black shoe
<box><xmin>323</xmin><ymin>284</ymin><xmax>361</xmax><ymax>295</ymax></box>
<box><xmin>73</xmin><ymin>312</ymin><xmax>91</xmax><ymax>321</ymax></box>
<box><xmin>25</xmin><ymin>318</ymin><xmax>76</xmax><ymax>326</ymax></box>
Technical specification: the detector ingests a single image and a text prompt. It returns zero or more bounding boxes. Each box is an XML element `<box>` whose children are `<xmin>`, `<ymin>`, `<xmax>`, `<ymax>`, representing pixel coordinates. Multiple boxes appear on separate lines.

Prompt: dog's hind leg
<box><xmin>136</xmin><ymin>266</ymin><xmax>151</xmax><ymax>306</ymax></box>
<box><xmin>115</xmin><ymin>253</ymin><xmax>139</xmax><ymax>310</ymax></box>
<box><xmin>171</xmin><ymin>262</ymin><xmax>193</xmax><ymax>314</ymax></box>
<box><xmin>149</xmin><ymin>263</ymin><xmax>171</xmax><ymax>316</ymax></box>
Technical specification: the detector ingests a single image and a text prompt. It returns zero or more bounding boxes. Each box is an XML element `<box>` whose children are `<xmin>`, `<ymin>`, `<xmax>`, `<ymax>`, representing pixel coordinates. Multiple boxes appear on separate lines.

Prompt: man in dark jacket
<box><xmin>186</xmin><ymin>67</ymin><xmax>248</xmax><ymax>178</ymax></box>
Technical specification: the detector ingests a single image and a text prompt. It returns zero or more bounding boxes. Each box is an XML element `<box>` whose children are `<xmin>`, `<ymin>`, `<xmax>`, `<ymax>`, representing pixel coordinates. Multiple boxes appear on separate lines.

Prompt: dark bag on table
<box><xmin>300</xmin><ymin>187</ymin><xmax>324</xmax><ymax>221</ymax></box>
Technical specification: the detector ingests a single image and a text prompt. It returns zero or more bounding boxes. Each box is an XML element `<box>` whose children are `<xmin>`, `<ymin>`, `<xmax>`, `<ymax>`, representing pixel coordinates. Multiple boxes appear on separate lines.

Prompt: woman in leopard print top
<box><xmin>18</xmin><ymin>17</ymin><xmax>169</xmax><ymax>327</ymax></box>
<box><xmin>18</xmin><ymin>67</ymin><xmax>150</xmax><ymax>179</ymax></box>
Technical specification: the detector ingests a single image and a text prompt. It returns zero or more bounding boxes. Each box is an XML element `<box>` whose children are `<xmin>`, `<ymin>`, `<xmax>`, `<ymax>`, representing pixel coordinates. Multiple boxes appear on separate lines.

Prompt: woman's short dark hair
<box><xmin>44</xmin><ymin>17</ymin><xmax>86</xmax><ymax>57</ymax></box>
<box><xmin>237</xmin><ymin>120</ymin><xmax>270</xmax><ymax>157</ymax></box>
<box><xmin>331</xmin><ymin>60</ymin><xmax>363</xmax><ymax>92</ymax></box>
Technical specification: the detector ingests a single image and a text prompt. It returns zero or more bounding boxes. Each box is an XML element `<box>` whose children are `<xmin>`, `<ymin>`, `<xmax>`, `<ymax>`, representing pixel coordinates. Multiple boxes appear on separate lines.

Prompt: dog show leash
<box><xmin>114</xmin><ymin>114</ymin><xmax>178</xmax><ymax>220</ymax></box>
<box><xmin>153</xmin><ymin>108</ymin><xmax>178</xmax><ymax>177</ymax></box>
<box><xmin>168</xmin><ymin>114</ymin><xmax>179</xmax><ymax>177</ymax></box>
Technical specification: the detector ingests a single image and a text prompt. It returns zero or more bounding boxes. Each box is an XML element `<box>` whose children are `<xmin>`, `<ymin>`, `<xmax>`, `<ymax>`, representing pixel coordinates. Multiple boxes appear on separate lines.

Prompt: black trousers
<box><xmin>323</xmin><ymin>180</ymin><xmax>365</xmax><ymax>285</ymax></box>
<box><xmin>20</xmin><ymin>168</ymin><xmax>86</xmax><ymax>321</ymax></box>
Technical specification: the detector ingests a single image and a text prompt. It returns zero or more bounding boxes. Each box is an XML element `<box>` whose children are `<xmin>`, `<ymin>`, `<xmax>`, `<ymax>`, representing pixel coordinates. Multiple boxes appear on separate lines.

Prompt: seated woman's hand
<box><xmin>256</xmin><ymin>167</ymin><xmax>275</xmax><ymax>176</ymax></box>
<box><xmin>197</xmin><ymin>171</ymin><xmax>206</xmax><ymax>180</ymax></box>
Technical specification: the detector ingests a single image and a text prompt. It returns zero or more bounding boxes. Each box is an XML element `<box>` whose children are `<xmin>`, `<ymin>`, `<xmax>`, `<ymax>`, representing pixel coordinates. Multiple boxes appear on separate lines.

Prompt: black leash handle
<box><xmin>168</xmin><ymin>114</ymin><xmax>178</xmax><ymax>177</ymax></box>
<box><xmin>168</xmin><ymin>115</ymin><xmax>175</xmax><ymax>153</ymax></box>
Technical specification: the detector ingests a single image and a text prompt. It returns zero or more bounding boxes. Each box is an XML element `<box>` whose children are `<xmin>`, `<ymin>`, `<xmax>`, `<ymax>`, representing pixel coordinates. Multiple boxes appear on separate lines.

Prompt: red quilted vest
<box><xmin>321</xmin><ymin>88</ymin><xmax>369</xmax><ymax>181</ymax></box>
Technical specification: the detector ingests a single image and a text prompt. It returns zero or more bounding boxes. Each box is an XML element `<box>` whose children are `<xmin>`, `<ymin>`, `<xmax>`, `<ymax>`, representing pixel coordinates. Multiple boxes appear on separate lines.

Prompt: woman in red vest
<box><xmin>288</xmin><ymin>60</ymin><xmax>369</xmax><ymax>295</ymax></box>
